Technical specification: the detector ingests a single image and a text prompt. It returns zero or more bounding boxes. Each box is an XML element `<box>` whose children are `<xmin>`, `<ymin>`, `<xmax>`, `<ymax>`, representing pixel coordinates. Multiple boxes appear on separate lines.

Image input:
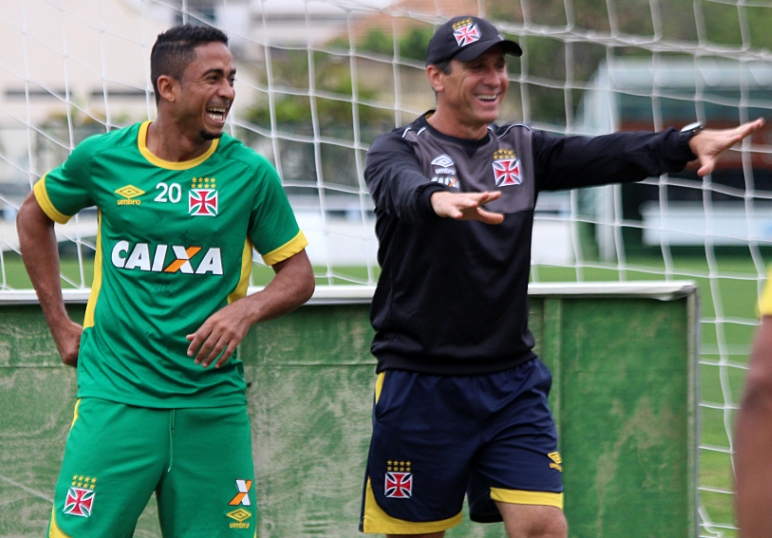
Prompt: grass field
<box><xmin>3</xmin><ymin>251</ymin><xmax>762</xmax><ymax>536</ymax></box>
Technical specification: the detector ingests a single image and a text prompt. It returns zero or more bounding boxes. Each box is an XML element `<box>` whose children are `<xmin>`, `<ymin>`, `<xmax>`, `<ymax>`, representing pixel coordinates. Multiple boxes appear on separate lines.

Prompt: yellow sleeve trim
<box><xmin>33</xmin><ymin>177</ymin><xmax>71</xmax><ymax>224</ymax></box>
<box><xmin>490</xmin><ymin>487</ymin><xmax>564</xmax><ymax>510</ymax></box>
<box><xmin>261</xmin><ymin>230</ymin><xmax>309</xmax><ymax>266</ymax></box>
<box><xmin>361</xmin><ymin>478</ymin><xmax>462</xmax><ymax>534</ymax></box>
<box><xmin>759</xmin><ymin>269</ymin><xmax>772</xmax><ymax>317</ymax></box>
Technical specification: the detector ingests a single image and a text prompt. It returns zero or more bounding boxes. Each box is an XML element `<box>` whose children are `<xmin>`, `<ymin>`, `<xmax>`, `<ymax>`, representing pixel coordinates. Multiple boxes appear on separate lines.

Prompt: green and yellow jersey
<box><xmin>34</xmin><ymin>121</ymin><xmax>308</xmax><ymax>408</ymax></box>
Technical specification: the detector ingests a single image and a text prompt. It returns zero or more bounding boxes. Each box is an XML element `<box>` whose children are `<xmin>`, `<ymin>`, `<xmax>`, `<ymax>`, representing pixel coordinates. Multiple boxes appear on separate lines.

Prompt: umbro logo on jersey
<box><xmin>431</xmin><ymin>154</ymin><xmax>458</xmax><ymax>188</ymax></box>
<box><xmin>115</xmin><ymin>185</ymin><xmax>145</xmax><ymax>206</ymax></box>
<box><xmin>112</xmin><ymin>241</ymin><xmax>223</xmax><ymax>275</ymax></box>
<box><xmin>431</xmin><ymin>154</ymin><xmax>455</xmax><ymax>169</ymax></box>
<box><xmin>492</xmin><ymin>148</ymin><xmax>522</xmax><ymax>187</ymax></box>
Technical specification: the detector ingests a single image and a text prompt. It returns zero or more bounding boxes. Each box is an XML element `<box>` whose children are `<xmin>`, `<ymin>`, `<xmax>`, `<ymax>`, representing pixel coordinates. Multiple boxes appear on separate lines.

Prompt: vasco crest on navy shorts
<box><xmin>359</xmin><ymin>358</ymin><xmax>563</xmax><ymax>535</ymax></box>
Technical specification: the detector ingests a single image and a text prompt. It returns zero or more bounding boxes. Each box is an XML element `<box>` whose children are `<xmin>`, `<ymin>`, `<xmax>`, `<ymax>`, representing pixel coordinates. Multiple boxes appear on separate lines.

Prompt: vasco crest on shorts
<box><xmin>63</xmin><ymin>475</ymin><xmax>97</xmax><ymax>518</ymax></box>
<box><xmin>385</xmin><ymin>460</ymin><xmax>412</xmax><ymax>498</ymax></box>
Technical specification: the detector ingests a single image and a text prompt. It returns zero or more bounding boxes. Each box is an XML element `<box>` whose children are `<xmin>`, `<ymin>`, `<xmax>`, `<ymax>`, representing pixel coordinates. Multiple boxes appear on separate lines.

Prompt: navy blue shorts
<box><xmin>359</xmin><ymin>359</ymin><xmax>563</xmax><ymax>534</ymax></box>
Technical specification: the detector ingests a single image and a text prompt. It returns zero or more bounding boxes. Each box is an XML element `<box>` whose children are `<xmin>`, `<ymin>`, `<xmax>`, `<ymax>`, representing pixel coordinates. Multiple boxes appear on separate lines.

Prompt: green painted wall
<box><xmin>0</xmin><ymin>292</ymin><xmax>696</xmax><ymax>537</ymax></box>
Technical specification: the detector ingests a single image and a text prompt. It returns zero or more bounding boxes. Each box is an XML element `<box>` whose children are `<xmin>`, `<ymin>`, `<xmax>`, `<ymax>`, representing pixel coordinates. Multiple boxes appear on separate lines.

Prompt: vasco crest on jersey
<box><xmin>189</xmin><ymin>177</ymin><xmax>218</xmax><ymax>216</ymax></box>
<box><xmin>492</xmin><ymin>148</ymin><xmax>522</xmax><ymax>187</ymax></box>
<box><xmin>430</xmin><ymin>154</ymin><xmax>459</xmax><ymax>188</ymax></box>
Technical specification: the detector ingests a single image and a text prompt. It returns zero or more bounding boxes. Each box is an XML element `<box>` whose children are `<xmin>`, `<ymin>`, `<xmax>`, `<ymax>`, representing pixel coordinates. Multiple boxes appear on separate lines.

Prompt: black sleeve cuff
<box><xmin>416</xmin><ymin>183</ymin><xmax>449</xmax><ymax>221</ymax></box>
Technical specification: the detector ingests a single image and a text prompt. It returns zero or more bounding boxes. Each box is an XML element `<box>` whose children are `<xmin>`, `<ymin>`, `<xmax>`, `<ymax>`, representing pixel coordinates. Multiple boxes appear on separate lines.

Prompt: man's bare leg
<box><xmin>496</xmin><ymin>502</ymin><xmax>567</xmax><ymax>538</ymax></box>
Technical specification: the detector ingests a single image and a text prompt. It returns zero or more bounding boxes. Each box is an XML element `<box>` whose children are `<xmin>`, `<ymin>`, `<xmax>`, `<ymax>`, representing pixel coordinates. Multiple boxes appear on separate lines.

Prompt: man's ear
<box><xmin>426</xmin><ymin>65</ymin><xmax>445</xmax><ymax>94</ymax></box>
<box><xmin>156</xmin><ymin>75</ymin><xmax>179</xmax><ymax>104</ymax></box>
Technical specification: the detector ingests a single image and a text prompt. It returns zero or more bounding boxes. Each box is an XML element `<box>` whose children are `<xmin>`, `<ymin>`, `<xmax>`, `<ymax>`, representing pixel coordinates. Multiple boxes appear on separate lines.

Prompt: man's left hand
<box><xmin>186</xmin><ymin>250</ymin><xmax>315</xmax><ymax>369</ymax></box>
<box><xmin>690</xmin><ymin>118</ymin><xmax>765</xmax><ymax>177</ymax></box>
<box><xmin>186</xmin><ymin>300</ymin><xmax>254</xmax><ymax>369</ymax></box>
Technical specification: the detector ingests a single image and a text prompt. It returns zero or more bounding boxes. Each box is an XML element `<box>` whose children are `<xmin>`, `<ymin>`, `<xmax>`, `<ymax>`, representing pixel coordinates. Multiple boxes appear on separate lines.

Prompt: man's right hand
<box><xmin>53</xmin><ymin>320</ymin><xmax>83</xmax><ymax>367</ymax></box>
<box><xmin>430</xmin><ymin>190</ymin><xmax>505</xmax><ymax>224</ymax></box>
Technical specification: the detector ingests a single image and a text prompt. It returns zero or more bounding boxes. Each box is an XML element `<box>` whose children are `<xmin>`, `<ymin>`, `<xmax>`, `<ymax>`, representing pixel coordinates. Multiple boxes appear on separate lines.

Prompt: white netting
<box><xmin>3</xmin><ymin>0</ymin><xmax>772</xmax><ymax>535</ymax></box>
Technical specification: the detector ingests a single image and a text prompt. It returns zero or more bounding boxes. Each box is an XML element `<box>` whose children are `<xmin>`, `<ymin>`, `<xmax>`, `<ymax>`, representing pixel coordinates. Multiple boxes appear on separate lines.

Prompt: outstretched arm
<box><xmin>689</xmin><ymin>118</ymin><xmax>765</xmax><ymax>177</ymax></box>
<box><xmin>186</xmin><ymin>249</ymin><xmax>315</xmax><ymax>369</ymax></box>
<box><xmin>16</xmin><ymin>192</ymin><xmax>82</xmax><ymax>367</ymax></box>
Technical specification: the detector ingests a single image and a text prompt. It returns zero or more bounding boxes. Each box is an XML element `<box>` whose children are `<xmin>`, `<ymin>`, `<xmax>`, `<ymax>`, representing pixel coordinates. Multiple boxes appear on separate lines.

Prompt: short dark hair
<box><xmin>150</xmin><ymin>25</ymin><xmax>229</xmax><ymax>103</ymax></box>
<box><xmin>431</xmin><ymin>60</ymin><xmax>452</xmax><ymax>101</ymax></box>
<box><xmin>435</xmin><ymin>60</ymin><xmax>452</xmax><ymax>75</ymax></box>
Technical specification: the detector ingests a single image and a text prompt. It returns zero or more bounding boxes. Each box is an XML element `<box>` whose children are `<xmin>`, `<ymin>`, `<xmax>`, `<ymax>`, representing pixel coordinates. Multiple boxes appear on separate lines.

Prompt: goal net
<box><xmin>2</xmin><ymin>0</ymin><xmax>771</xmax><ymax>535</ymax></box>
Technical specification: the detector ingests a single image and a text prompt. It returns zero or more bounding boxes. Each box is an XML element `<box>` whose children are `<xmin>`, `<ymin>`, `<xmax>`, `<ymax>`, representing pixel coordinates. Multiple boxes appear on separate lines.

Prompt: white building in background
<box><xmin>0</xmin><ymin>0</ymin><xmax>392</xmax><ymax>265</ymax></box>
<box><xmin>0</xmin><ymin>0</ymin><xmax>576</xmax><ymax>266</ymax></box>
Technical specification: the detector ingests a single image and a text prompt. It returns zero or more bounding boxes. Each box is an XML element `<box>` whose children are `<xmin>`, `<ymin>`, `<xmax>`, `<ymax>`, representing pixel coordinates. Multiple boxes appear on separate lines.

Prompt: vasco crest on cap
<box><xmin>452</xmin><ymin>18</ymin><xmax>481</xmax><ymax>47</ymax></box>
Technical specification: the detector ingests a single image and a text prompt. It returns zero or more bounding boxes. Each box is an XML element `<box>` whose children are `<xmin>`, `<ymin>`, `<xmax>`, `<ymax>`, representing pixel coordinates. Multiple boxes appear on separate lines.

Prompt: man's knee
<box><xmin>497</xmin><ymin>503</ymin><xmax>567</xmax><ymax>538</ymax></box>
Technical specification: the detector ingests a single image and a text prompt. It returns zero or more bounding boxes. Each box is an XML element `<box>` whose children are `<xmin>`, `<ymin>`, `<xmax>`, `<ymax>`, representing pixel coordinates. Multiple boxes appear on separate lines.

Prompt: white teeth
<box><xmin>477</xmin><ymin>95</ymin><xmax>497</xmax><ymax>101</ymax></box>
<box><xmin>207</xmin><ymin>108</ymin><xmax>226</xmax><ymax>121</ymax></box>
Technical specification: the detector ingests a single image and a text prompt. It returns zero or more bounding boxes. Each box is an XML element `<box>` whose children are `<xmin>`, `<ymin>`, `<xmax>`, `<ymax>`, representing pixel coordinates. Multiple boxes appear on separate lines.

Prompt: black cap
<box><xmin>426</xmin><ymin>16</ymin><xmax>522</xmax><ymax>66</ymax></box>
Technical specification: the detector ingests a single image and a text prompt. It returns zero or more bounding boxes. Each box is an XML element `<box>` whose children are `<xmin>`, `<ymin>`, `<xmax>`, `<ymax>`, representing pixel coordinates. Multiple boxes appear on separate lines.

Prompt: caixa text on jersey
<box><xmin>111</xmin><ymin>241</ymin><xmax>223</xmax><ymax>275</ymax></box>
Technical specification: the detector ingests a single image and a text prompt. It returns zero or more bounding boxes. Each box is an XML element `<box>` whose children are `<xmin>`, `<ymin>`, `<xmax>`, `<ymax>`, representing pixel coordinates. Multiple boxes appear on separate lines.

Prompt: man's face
<box><xmin>437</xmin><ymin>45</ymin><xmax>508</xmax><ymax>129</ymax></box>
<box><xmin>176</xmin><ymin>42</ymin><xmax>236</xmax><ymax>141</ymax></box>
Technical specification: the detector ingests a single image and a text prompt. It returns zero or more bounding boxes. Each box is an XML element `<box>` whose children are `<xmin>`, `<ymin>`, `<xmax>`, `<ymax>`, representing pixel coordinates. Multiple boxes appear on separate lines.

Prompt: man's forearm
<box><xmin>17</xmin><ymin>193</ymin><xmax>68</xmax><ymax>325</ymax></box>
<box><xmin>247</xmin><ymin>249</ymin><xmax>315</xmax><ymax>324</ymax></box>
<box><xmin>16</xmin><ymin>192</ymin><xmax>81</xmax><ymax>366</ymax></box>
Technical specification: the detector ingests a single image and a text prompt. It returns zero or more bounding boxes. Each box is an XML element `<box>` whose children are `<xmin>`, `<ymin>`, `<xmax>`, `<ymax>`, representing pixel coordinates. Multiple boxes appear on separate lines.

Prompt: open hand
<box><xmin>430</xmin><ymin>190</ymin><xmax>505</xmax><ymax>224</ymax></box>
<box><xmin>691</xmin><ymin>118</ymin><xmax>765</xmax><ymax>177</ymax></box>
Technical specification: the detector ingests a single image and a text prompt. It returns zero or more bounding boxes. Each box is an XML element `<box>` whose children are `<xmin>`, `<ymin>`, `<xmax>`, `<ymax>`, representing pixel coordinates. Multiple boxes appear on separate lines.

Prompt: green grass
<box><xmin>6</xmin><ymin>251</ymin><xmax>762</xmax><ymax>535</ymax></box>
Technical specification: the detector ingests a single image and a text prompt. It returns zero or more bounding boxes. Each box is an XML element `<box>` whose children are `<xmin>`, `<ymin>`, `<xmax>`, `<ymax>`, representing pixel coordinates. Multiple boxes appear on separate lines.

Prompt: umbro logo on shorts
<box><xmin>225</xmin><ymin>480</ymin><xmax>253</xmax><ymax>530</ymax></box>
<box><xmin>548</xmin><ymin>452</ymin><xmax>563</xmax><ymax>472</ymax></box>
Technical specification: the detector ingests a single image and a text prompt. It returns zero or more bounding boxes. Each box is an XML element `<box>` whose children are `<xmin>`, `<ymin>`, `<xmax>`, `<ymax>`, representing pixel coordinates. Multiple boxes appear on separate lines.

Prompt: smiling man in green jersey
<box><xmin>16</xmin><ymin>25</ymin><xmax>315</xmax><ymax>538</ymax></box>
